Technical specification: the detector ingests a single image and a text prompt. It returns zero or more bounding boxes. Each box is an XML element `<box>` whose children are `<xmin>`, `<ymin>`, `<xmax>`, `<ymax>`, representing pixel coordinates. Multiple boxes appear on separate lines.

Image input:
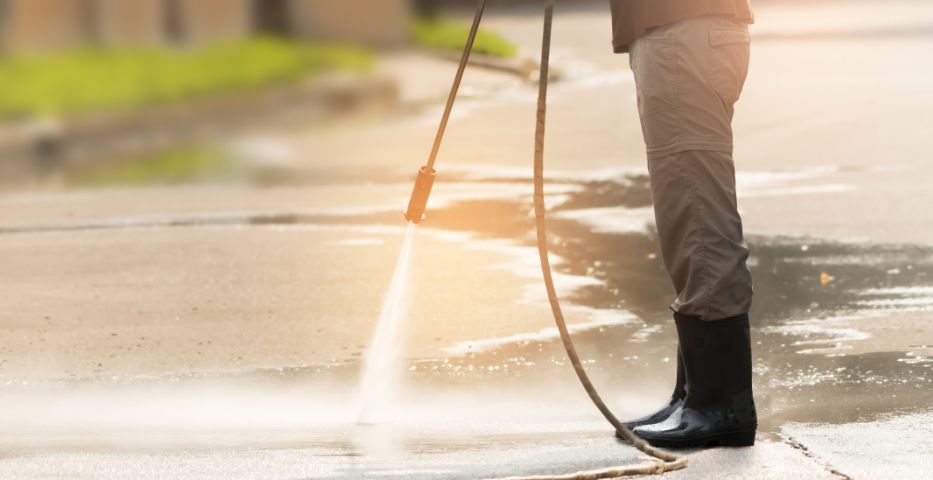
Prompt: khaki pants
<box><xmin>629</xmin><ymin>15</ymin><xmax>753</xmax><ymax>321</ymax></box>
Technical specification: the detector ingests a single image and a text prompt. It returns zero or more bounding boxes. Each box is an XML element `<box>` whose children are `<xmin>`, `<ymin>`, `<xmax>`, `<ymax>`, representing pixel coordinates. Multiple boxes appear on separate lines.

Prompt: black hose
<box><xmin>520</xmin><ymin>1</ymin><xmax>687</xmax><ymax>478</ymax></box>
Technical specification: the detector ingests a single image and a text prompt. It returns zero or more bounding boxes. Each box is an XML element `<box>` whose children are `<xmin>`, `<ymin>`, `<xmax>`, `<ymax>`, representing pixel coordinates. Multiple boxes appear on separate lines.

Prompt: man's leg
<box><xmin>625</xmin><ymin>15</ymin><xmax>756</xmax><ymax>446</ymax></box>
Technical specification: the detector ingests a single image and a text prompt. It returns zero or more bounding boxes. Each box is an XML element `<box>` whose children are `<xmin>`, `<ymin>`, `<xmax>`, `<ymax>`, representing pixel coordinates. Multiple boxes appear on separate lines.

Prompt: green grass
<box><xmin>410</xmin><ymin>17</ymin><xmax>518</xmax><ymax>58</ymax></box>
<box><xmin>0</xmin><ymin>37</ymin><xmax>373</xmax><ymax>120</ymax></box>
<box><xmin>69</xmin><ymin>146</ymin><xmax>230</xmax><ymax>187</ymax></box>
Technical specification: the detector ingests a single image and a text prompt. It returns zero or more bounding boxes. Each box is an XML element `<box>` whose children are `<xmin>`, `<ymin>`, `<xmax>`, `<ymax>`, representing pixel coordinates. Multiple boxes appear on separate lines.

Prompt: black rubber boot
<box><xmin>633</xmin><ymin>313</ymin><xmax>757</xmax><ymax>448</ymax></box>
<box><xmin>615</xmin><ymin>345</ymin><xmax>686</xmax><ymax>439</ymax></box>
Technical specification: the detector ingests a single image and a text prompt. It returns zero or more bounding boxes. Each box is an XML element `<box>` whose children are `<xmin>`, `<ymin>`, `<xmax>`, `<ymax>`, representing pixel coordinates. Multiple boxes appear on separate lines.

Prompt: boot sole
<box><xmin>640</xmin><ymin>429</ymin><xmax>756</xmax><ymax>449</ymax></box>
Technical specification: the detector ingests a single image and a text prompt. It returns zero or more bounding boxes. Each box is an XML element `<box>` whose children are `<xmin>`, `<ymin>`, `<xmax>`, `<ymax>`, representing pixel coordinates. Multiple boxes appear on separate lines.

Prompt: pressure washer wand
<box><xmin>404</xmin><ymin>0</ymin><xmax>489</xmax><ymax>224</ymax></box>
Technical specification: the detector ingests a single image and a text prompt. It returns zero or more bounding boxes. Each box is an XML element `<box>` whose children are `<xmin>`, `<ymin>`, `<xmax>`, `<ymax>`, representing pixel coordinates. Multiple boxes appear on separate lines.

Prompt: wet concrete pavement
<box><xmin>1</xmin><ymin>171</ymin><xmax>931</xmax><ymax>478</ymax></box>
<box><xmin>2</xmin><ymin>0</ymin><xmax>933</xmax><ymax>478</ymax></box>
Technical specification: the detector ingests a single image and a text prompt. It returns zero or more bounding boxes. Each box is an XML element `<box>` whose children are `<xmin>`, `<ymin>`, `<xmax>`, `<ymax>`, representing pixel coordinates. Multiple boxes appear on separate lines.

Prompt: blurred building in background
<box><xmin>0</xmin><ymin>0</ymin><xmax>412</xmax><ymax>52</ymax></box>
<box><xmin>288</xmin><ymin>0</ymin><xmax>411</xmax><ymax>47</ymax></box>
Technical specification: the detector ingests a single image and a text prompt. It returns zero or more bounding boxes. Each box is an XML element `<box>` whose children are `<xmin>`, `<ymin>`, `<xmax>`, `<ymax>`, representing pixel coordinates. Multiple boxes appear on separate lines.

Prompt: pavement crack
<box><xmin>781</xmin><ymin>435</ymin><xmax>853</xmax><ymax>480</ymax></box>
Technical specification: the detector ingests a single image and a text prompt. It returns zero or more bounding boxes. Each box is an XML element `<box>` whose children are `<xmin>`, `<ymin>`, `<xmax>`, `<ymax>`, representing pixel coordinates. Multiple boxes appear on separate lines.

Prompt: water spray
<box><xmin>357</xmin><ymin>223</ymin><xmax>416</xmax><ymax>424</ymax></box>
<box><xmin>366</xmin><ymin>0</ymin><xmax>482</xmax><ymax>413</ymax></box>
<box><xmin>398</xmin><ymin>0</ymin><xmax>687</xmax><ymax>477</ymax></box>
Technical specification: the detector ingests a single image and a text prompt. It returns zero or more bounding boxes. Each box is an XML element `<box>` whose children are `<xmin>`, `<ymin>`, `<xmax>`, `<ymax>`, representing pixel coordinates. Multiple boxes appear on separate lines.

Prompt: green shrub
<box><xmin>0</xmin><ymin>37</ymin><xmax>373</xmax><ymax>120</ymax></box>
<box><xmin>410</xmin><ymin>17</ymin><xmax>518</xmax><ymax>59</ymax></box>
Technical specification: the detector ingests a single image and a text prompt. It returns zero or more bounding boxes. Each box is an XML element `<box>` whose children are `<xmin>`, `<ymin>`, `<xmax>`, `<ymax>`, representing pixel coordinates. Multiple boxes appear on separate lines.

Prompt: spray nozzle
<box><xmin>404</xmin><ymin>166</ymin><xmax>436</xmax><ymax>223</ymax></box>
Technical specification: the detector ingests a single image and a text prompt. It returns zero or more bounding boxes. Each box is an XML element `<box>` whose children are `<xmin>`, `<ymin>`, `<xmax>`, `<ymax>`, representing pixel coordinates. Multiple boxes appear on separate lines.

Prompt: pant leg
<box><xmin>648</xmin><ymin>149</ymin><xmax>752</xmax><ymax>320</ymax></box>
<box><xmin>629</xmin><ymin>15</ymin><xmax>753</xmax><ymax>321</ymax></box>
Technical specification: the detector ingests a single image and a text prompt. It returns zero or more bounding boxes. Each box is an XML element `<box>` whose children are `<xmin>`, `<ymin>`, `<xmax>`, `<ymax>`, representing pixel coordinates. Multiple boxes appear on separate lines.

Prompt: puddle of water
<box><xmin>392</xmin><ymin>173</ymin><xmax>933</xmax><ymax>430</ymax></box>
